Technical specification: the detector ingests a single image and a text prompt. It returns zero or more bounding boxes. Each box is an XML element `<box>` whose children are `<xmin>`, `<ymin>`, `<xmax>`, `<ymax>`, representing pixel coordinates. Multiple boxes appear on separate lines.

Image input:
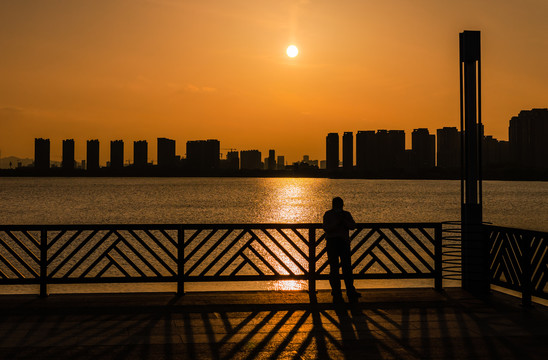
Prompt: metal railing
<box><xmin>0</xmin><ymin>223</ymin><xmax>443</xmax><ymax>296</ymax></box>
<box><xmin>441</xmin><ymin>221</ymin><xmax>462</xmax><ymax>281</ymax></box>
<box><xmin>486</xmin><ymin>225</ymin><xmax>548</xmax><ymax>306</ymax></box>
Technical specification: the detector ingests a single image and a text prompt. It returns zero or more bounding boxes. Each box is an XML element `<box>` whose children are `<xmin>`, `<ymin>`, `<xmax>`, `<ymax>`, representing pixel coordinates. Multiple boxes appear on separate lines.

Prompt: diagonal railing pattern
<box><xmin>46</xmin><ymin>228</ymin><xmax>178</xmax><ymax>282</ymax></box>
<box><xmin>183</xmin><ymin>225</ymin><xmax>311</xmax><ymax>282</ymax></box>
<box><xmin>0</xmin><ymin>223</ymin><xmax>442</xmax><ymax>296</ymax></box>
<box><xmin>0</xmin><ymin>230</ymin><xmax>41</xmax><ymax>282</ymax></box>
<box><xmin>487</xmin><ymin>225</ymin><xmax>548</xmax><ymax>305</ymax></box>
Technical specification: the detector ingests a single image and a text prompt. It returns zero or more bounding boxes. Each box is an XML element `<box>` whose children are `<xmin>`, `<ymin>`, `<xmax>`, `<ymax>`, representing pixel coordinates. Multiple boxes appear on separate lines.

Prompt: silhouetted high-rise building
<box><xmin>110</xmin><ymin>140</ymin><xmax>124</xmax><ymax>168</ymax></box>
<box><xmin>375</xmin><ymin>130</ymin><xmax>390</xmax><ymax>171</ymax></box>
<box><xmin>356</xmin><ymin>130</ymin><xmax>376</xmax><ymax>173</ymax></box>
<box><xmin>437</xmin><ymin>127</ymin><xmax>460</xmax><ymax>168</ymax></box>
<box><xmin>34</xmin><ymin>138</ymin><xmax>50</xmax><ymax>170</ymax></box>
<box><xmin>207</xmin><ymin>140</ymin><xmax>220</xmax><ymax>170</ymax></box>
<box><xmin>326</xmin><ymin>133</ymin><xmax>339</xmax><ymax>171</ymax></box>
<box><xmin>87</xmin><ymin>140</ymin><xmax>99</xmax><ymax>170</ymax></box>
<box><xmin>240</xmin><ymin>150</ymin><xmax>262</xmax><ymax>170</ymax></box>
<box><xmin>355</xmin><ymin>130</ymin><xmax>404</xmax><ymax>173</ymax></box>
<box><xmin>186</xmin><ymin>139</ymin><xmax>220</xmax><ymax>171</ymax></box>
<box><xmin>387</xmin><ymin>130</ymin><xmax>405</xmax><ymax>169</ymax></box>
<box><xmin>412</xmin><ymin>128</ymin><xmax>435</xmax><ymax>169</ymax></box>
<box><xmin>404</xmin><ymin>149</ymin><xmax>414</xmax><ymax>170</ymax></box>
<box><xmin>509</xmin><ymin>108</ymin><xmax>548</xmax><ymax>170</ymax></box>
<box><xmin>267</xmin><ymin>149</ymin><xmax>276</xmax><ymax>170</ymax></box>
<box><xmin>62</xmin><ymin>139</ymin><xmax>75</xmax><ymax>170</ymax></box>
<box><xmin>342</xmin><ymin>132</ymin><xmax>353</xmax><ymax>171</ymax></box>
<box><xmin>134</xmin><ymin>140</ymin><xmax>148</xmax><ymax>167</ymax></box>
<box><xmin>226</xmin><ymin>151</ymin><xmax>239</xmax><ymax>170</ymax></box>
<box><xmin>276</xmin><ymin>156</ymin><xmax>285</xmax><ymax>170</ymax></box>
<box><xmin>157</xmin><ymin>138</ymin><xmax>176</xmax><ymax>167</ymax></box>
<box><xmin>372</xmin><ymin>130</ymin><xmax>403</xmax><ymax>171</ymax></box>
<box><xmin>483</xmin><ymin>136</ymin><xmax>510</xmax><ymax>167</ymax></box>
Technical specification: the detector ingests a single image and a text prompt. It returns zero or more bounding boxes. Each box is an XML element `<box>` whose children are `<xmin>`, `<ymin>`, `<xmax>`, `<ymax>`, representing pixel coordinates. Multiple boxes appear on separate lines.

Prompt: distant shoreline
<box><xmin>1</xmin><ymin>168</ymin><xmax>546</xmax><ymax>181</ymax></box>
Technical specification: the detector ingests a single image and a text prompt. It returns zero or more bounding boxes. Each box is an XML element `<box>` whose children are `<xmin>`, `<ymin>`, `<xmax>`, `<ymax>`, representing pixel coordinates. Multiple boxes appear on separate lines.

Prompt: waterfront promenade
<box><xmin>0</xmin><ymin>288</ymin><xmax>546</xmax><ymax>359</ymax></box>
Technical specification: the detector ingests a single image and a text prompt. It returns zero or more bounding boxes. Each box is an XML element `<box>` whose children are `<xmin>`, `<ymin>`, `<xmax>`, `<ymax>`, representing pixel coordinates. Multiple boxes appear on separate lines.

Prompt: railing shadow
<box><xmin>1</xmin><ymin>290</ymin><xmax>546</xmax><ymax>359</ymax></box>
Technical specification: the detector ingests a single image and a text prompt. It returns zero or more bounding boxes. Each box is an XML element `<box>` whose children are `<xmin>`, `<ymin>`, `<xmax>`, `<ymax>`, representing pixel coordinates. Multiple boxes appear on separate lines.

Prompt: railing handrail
<box><xmin>0</xmin><ymin>222</ymin><xmax>441</xmax><ymax>230</ymax></box>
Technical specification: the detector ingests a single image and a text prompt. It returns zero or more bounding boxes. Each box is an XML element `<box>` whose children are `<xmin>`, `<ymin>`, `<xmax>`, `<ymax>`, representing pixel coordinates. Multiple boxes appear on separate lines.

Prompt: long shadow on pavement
<box><xmin>0</xmin><ymin>289</ymin><xmax>546</xmax><ymax>359</ymax></box>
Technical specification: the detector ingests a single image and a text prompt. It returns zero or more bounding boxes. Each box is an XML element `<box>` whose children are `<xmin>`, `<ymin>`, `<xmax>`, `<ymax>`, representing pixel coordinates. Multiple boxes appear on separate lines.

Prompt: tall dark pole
<box><xmin>460</xmin><ymin>31</ymin><xmax>489</xmax><ymax>297</ymax></box>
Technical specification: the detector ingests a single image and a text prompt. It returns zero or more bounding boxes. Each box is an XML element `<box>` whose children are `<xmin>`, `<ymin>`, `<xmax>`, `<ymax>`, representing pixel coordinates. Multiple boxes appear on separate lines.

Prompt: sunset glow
<box><xmin>1</xmin><ymin>1</ymin><xmax>547</xmax><ymax>164</ymax></box>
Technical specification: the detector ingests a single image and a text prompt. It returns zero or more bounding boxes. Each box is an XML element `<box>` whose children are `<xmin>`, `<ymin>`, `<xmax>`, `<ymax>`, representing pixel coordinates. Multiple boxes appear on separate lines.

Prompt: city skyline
<box><xmin>1</xmin><ymin>1</ymin><xmax>547</xmax><ymax>163</ymax></box>
<box><xmin>11</xmin><ymin>108</ymin><xmax>545</xmax><ymax>176</ymax></box>
<box><xmin>0</xmin><ymin>109</ymin><xmax>537</xmax><ymax>167</ymax></box>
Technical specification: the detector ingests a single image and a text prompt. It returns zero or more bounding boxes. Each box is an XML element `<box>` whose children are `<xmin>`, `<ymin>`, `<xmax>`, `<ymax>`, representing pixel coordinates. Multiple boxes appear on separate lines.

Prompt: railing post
<box><xmin>40</xmin><ymin>229</ymin><xmax>48</xmax><ymax>297</ymax></box>
<box><xmin>434</xmin><ymin>224</ymin><xmax>443</xmax><ymax>291</ymax></box>
<box><xmin>521</xmin><ymin>231</ymin><xmax>532</xmax><ymax>307</ymax></box>
<box><xmin>177</xmin><ymin>226</ymin><xmax>185</xmax><ymax>296</ymax></box>
<box><xmin>308</xmin><ymin>227</ymin><xmax>316</xmax><ymax>298</ymax></box>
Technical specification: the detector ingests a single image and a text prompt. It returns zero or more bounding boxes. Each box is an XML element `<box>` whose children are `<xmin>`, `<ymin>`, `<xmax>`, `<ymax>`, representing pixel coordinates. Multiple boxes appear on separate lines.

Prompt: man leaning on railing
<box><xmin>322</xmin><ymin>197</ymin><xmax>361</xmax><ymax>302</ymax></box>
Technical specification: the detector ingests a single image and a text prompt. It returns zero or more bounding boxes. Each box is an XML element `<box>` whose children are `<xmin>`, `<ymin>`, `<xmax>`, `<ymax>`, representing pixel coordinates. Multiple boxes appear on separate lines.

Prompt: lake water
<box><xmin>0</xmin><ymin>177</ymin><xmax>547</xmax><ymax>230</ymax></box>
<box><xmin>0</xmin><ymin>177</ymin><xmax>546</xmax><ymax>294</ymax></box>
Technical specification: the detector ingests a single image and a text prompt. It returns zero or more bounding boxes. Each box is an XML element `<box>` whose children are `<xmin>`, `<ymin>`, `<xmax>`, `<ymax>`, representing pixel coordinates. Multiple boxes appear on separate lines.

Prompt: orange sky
<box><xmin>1</xmin><ymin>0</ymin><xmax>547</xmax><ymax>165</ymax></box>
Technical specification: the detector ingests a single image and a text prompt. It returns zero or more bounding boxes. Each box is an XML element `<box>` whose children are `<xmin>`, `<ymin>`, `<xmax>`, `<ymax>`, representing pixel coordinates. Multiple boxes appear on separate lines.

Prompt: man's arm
<box><xmin>343</xmin><ymin>211</ymin><xmax>357</xmax><ymax>230</ymax></box>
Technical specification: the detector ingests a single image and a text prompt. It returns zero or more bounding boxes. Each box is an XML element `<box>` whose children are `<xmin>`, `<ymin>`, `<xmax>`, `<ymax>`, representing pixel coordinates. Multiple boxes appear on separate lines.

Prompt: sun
<box><xmin>286</xmin><ymin>45</ymin><xmax>298</xmax><ymax>58</ymax></box>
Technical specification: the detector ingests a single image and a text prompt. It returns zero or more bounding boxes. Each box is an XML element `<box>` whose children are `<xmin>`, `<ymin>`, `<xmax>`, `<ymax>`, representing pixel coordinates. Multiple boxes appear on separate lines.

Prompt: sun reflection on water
<box><xmin>269</xmin><ymin>280</ymin><xmax>308</xmax><ymax>291</ymax></box>
<box><xmin>250</xmin><ymin>179</ymin><xmax>328</xmax><ymax>290</ymax></box>
<box><xmin>259</xmin><ymin>178</ymin><xmax>325</xmax><ymax>223</ymax></box>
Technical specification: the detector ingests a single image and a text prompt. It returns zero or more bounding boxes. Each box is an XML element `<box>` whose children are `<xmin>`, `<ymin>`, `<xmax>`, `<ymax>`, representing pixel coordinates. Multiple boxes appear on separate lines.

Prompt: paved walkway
<box><xmin>0</xmin><ymin>288</ymin><xmax>546</xmax><ymax>359</ymax></box>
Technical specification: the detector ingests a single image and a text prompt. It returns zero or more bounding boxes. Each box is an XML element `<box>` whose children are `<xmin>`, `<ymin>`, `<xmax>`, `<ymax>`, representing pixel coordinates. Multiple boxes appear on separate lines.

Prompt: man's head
<box><xmin>332</xmin><ymin>197</ymin><xmax>344</xmax><ymax>210</ymax></box>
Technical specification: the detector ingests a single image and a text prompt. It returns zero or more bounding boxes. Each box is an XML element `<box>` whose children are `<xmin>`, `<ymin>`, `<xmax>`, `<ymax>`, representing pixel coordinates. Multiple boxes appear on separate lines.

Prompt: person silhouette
<box><xmin>322</xmin><ymin>197</ymin><xmax>361</xmax><ymax>302</ymax></box>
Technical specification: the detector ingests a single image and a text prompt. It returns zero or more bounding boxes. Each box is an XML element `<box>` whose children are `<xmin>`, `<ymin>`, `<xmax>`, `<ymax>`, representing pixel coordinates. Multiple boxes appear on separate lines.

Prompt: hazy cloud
<box><xmin>0</xmin><ymin>106</ymin><xmax>61</xmax><ymax>123</ymax></box>
<box><xmin>0</xmin><ymin>106</ymin><xmax>24</xmax><ymax>115</ymax></box>
<box><xmin>0</xmin><ymin>106</ymin><xmax>25</xmax><ymax>124</ymax></box>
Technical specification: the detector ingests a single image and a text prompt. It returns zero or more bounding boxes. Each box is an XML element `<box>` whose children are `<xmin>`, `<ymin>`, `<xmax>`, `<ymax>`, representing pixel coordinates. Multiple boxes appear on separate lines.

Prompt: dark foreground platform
<box><xmin>0</xmin><ymin>288</ymin><xmax>547</xmax><ymax>360</ymax></box>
